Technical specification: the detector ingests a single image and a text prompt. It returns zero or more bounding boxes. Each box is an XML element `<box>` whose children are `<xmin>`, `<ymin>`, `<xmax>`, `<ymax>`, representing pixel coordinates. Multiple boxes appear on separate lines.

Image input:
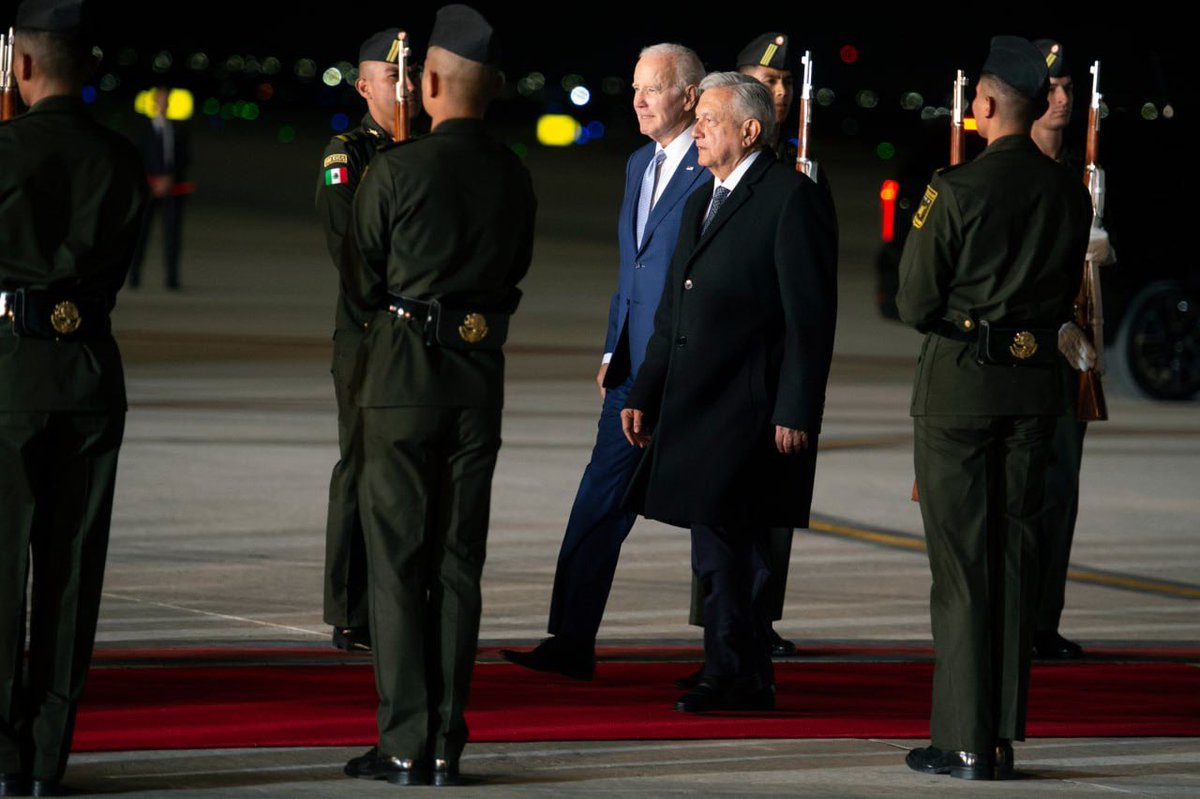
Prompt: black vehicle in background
<box><xmin>872</xmin><ymin>51</ymin><xmax>1198</xmax><ymax>401</ymax></box>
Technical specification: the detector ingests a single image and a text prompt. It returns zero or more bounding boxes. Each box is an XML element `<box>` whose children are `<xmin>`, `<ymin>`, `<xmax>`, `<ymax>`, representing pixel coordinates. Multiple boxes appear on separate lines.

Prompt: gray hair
<box><xmin>638</xmin><ymin>43</ymin><xmax>705</xmax><ymax>92</ymax></box>
<box><xmin>698</xmin><ymin>71</ymin><xmax>777</xmax><ymax>148</ymax></box>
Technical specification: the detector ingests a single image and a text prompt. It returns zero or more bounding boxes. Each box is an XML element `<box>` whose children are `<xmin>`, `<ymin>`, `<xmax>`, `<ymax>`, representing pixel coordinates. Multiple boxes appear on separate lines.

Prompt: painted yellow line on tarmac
<box><xmin>809</xmin><ymin>520</ymin><xmax>1200</xmax><ymax>600</ymax></box>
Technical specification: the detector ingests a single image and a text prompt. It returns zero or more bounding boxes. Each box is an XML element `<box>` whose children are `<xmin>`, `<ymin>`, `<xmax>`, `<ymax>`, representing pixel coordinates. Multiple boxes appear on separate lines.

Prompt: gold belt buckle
<box><xmin>458</xmin><ymin>312</ymin><xmax>488</xmax><ymax>344</ymax></box>
<box><xmin>1009</xmin><ymin>330</ymin><xmax>1037</xmax><ymax>360</ymax></box>
<box><xmin>50</xmin><ymin>300</ymin><xmax>82</xmax><ymax>336</ymax></box>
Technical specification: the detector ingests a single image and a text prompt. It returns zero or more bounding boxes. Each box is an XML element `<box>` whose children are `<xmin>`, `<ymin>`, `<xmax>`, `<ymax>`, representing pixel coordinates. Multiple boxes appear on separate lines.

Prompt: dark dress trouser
<box><xmin>359</xmin><ymin>404</ymin><xmax>501</xmax><ymax>764</ymax></box>
<box><xmin>691</xmin><ymin>524</ymin><xmax>773</xmax><ymax>687</ymax></box>
<box><xmin>0</xmin><ymin>411</ymin><xmax>124</xmax><ymax>782</ymax></box>
<box><xmin>546</xmin><ymin>377</ymin><xmax>642</xmax><ymax>647</ymax></box>
<box><xmin>914</xmin><ymin>414</ymin><xmax>1054</xmax><ymax>754</ymax></box>
<box><xmin>323</xmin><ymin>322</ymin><xmax>369</xmax><ymax>629</ymax></box>
<box><xmin>1034</xmin><ymin>372</ymin><xmax>1086</xmax><ymax>636</ymax></box>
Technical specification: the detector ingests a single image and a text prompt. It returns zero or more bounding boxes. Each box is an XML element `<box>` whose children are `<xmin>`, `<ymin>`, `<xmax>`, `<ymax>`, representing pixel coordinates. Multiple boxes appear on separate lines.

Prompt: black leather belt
<box><xmin>1</xmin><ymin>288</ymin><xmax>110</xmax><ymax>340</ymax></box>
<box><xmin>384</xmin><ymin>294</ymin><xmax>434</xmax><ymax>325</ymax></box>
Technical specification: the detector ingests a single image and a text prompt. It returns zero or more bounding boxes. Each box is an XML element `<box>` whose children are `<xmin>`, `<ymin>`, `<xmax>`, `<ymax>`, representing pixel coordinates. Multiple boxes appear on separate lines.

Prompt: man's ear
<box><xmin>355</xmin><ymin>77</ymin><xmax>370</xmax><ymax>102</ymax></box>
<box><xmin>743</xmin><ymin>118</ymin><xmax>762</xmax><ymax>148</ymax></box>
<box><xmin>682</xmin><ymin>84</ymin><xmax>698</xmax><ymax>112</ymax></box>
<box><xmin>425</xmin><ymin>68</ymin><xmax>440</xmax><ymax>100</ymax></box>
<box><xmin>19</xmin><ymin>52</ymin><xmax>33</xmax><ymax>82</ymax></box>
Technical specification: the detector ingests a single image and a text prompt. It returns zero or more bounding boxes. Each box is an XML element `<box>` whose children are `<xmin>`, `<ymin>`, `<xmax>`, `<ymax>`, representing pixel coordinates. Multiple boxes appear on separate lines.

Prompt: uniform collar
<box><xmin>980</xmin><ymin>133</ymin><xmax>1042</xmax><ymax>158</ymax></box>
<box><xmin>361</xmin><ymin>113</ymin><xmax>388</xmax><ymax>140</ymax></box>
<box><xmin>27</xmin><ymin>95</ymin><xmax>88</xmax><ymax>115</ymax></box>
<box><xmin>429</xmin><ymin>117</ymin><xmax>487</xmax><ymax>136</ymax></box>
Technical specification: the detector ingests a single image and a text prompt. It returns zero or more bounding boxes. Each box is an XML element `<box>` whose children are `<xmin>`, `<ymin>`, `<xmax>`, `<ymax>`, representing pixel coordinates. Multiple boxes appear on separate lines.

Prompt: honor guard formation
<box><xmin>1</xmin><ymin>0</ymin><xmax>1134</xmax><ymax>790</ymax></box>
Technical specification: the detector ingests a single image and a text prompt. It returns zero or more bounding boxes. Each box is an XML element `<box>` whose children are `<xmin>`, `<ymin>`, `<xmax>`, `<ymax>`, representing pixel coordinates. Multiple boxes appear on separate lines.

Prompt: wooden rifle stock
<box><xmin>1077</xmin><ymin>60</ymin><xmax>1108</xmax><ymax>422</ymax></box>
<box><xmin>392</xmin><ymin>30</ymin><xmax>411</xmax><ymax>142</ymax></box>
<box><xmin>795</xmin><ymin>50</ymin><xmax>816</xmax><ymax>179</ymax></box>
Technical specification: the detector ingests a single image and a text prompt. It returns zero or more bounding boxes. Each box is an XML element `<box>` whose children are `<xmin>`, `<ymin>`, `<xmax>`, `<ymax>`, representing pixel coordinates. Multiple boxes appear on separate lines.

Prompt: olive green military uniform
<box><xmin>0</xmin><ymin>96</ymin><xmax>147</xmax><ymax>783</ymax></box>
<box><xmin>896</xmin><ymin>134</ymin><xmax>1091</xmax><ymax>753</ymax></box>
<box><xmin>346</xmin><ymin>118</ymin><xmax>535</xmax><ymax>764</ymax></box>
<box><xmin>315</xmin><ymin>113</ymin><xmax>390</xmax><ymax>632</ymax></box>
<box><xmin>1034</xmin><ymin>146</ymin><xmax>1088</xmax><ymax>643</ymax></box>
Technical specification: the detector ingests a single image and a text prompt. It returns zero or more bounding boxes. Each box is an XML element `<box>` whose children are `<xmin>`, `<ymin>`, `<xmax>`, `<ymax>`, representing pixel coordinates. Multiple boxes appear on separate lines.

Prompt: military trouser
<box><xmin>0</xmin><ymin>411</ymin><xmax>124</xmax><ymax>782</ymax></box>
<box><xmin>359</xmin><ymin>405</ymin><xmax>501</xmax><ymax>765</ymax></box>
<box><xmin>1034</xmin><ymin>377</ymin><xmax>1086</xmax><ymax>636</ymax></box>
<box><xmin>323</xmin><ymin>326</ymin><xmax>369</xmax><ymax>629</ymax></box>
<box><xmin>914</xmin><ymin>414</ymin><xmax>1053</xmax><ymax>754</ymax></box>
<box><xmin>688</xmin><ymin>527</ymin><xmax>792</xmax><ymax>626</ymax></box>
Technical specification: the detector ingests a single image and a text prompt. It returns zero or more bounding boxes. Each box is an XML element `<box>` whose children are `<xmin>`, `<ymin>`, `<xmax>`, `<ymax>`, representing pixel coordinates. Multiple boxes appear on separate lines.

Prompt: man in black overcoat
<box><xmin>622</xmin><ymin>71</ymin><xmax>837</xmax><ymax>713</ymax></box>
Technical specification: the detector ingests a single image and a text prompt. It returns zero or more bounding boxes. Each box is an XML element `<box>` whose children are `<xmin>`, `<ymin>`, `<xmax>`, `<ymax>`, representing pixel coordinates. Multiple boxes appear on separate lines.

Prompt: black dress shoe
<box><xmin>769</xmin><ymin>628</ymin><xmax>797</xmax><ymax>657</ymax></box>
<box><xmin>675</xmin><ymin>665</ymin><xmax>704</xmax><ymax>689</ymax></box>
<box><xmin>29</xmin><ymin>780</ymin><xmax>63</xmax><ymax>797</ymax></box>
<box><xmin>332</xmin><ymin>626</ymin><xmax>371</xmax><ymax>652</ymax></box>
<box><xmin>1032</xmin><ymin>631</ymin><xmax>1083</xmax><ymax>659</ymax></box>
<box><xmin>432</xmin><ymin>758</ymin><xmax>461</xmax><ymax>787</ymax></box>
<box><xmin>906</xmin><ymin>745</ymin><xmax>994</xmax><ymax>780</ymax></box>
<box><xmin>344</xmin><ymin>748</ymin><xmax>429</xmax><ymax>785</ymax></box>
<box><xmin>675</xmin><ymin>678</ymin><xmax>775</xmax><ymax>713</ymax></box>
<box><xmin>995</xmin><ymin>739</ymin><xmax>1014</xmax><ymax>780</ymax></box>
<box><xmin>501</xmin><ymin>637</ymin><xmax>595</xmax><ymax>681</ymax></box>
<box><xmin>0</xmin><ymin>774</ymin><xmax>28</xmax><ymax>797</ymax></box>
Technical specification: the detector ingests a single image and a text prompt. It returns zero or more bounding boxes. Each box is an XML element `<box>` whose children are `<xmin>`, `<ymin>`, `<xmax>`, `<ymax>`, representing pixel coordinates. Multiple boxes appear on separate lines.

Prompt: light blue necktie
<box><xmin>701</xmin><ymin>186</ymin><xmax>731</xmax><ymax>234</ymax></box>
<box><xmin>636</xmin><ymin>149</ymin><xmax>667</xmax><ymax>247</ymax></box>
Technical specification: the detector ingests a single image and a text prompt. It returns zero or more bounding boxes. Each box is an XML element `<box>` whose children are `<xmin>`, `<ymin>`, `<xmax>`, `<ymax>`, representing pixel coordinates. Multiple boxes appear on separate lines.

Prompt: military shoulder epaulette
<box><xmin>934</xmin><ymin>163</ymin><xmax>966</xmax><ymax>176</ymax></box>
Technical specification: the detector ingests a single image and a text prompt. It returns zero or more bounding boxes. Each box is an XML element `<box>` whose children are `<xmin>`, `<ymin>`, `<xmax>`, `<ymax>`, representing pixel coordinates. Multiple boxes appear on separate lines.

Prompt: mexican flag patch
<box><xmin>325</xmin><ymin>166</ymin><xmax>349</xmax><ymax>185</ymax></box>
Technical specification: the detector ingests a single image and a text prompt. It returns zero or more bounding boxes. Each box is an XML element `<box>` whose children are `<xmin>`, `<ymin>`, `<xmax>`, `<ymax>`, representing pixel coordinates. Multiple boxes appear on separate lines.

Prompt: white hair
<box><xmin>698</xmin><ymin>71</ymin><xmax>777</xmax><ymax>147</ymax></box>
<box><xmin>638</xmin><ymin>43</ymin><xmax>705</xmax><ymax>92</ymax></box>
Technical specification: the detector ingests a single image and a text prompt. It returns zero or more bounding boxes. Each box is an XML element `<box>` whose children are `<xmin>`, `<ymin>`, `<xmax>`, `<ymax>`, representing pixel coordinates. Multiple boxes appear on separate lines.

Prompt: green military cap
<box><xmin>737</xmin><ymin>32</ymin><xmax>790</xmax><ymax>71</ymax></box>
<box><xmin>1033</xmin><ymin>38</ymin><xmax>1069</xmax><ymax>79</ymax></box>
<box><xmin>359</xmin><ymin>28</ymin><xmax>404</xmax><ymax>65</ymax></box>
<box><xmin>15</xmin><ymin>0</ymin><xmax>89</xmax><ymax>31</ymax></box>
<box><xmin>981</xmin><ymin>35</ymin><xmax>1049</xmax><ymax>101</ymax></box>
<box><xmin>429</xmin><ymin>4</ymin><xmax>497</xmax><ymax>65</ymax></box>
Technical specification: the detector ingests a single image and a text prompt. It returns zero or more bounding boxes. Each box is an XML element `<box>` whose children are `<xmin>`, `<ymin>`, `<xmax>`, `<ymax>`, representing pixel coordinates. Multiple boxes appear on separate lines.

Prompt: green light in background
<box><xmin>511</xmin><ymin>142</ymin><xmax>529</xmax><ymax>159</ymax></box>
<box><xmin>278</xmin><ymin>125</ymin><xmax>297</xmax><ymax>144</ymax></box>
<box><xmin>876</xmin><ymin>142</ymin><xmax>896</xmax><ymax>160</ymax></box>
<box><xmin>202</xmin><ymin>97</ymin><xmax>220</xmax><ymax>116</ymax></box>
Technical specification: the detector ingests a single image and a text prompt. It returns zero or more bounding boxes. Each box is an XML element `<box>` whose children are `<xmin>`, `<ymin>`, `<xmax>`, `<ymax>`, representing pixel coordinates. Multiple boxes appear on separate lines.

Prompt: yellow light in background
<box><xmin>134</xmin><ymin>88</ymin><xmax>196</xmax><ymax>121</ymax></box>
<box><xmin>964</xmin><ymin>117</ymin><xmax>977</xmax><ymax>131</ymax></box>
<box><xmin>536</xmin><ymin>114</ymin><xmax>580</xmax><ymax>147</ymax></box>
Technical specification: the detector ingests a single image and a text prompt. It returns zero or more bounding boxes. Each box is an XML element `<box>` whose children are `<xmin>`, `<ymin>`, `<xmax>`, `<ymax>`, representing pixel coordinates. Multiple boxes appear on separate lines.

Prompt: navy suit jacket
<box><xmin>603</xmin><ymin>139</ymin><xmax>709</xmax><ymax>387</ymax></box>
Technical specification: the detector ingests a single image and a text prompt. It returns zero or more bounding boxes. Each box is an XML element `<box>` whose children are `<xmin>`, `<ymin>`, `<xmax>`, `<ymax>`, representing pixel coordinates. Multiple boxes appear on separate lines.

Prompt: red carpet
<box><xmin>73</xmin><ymin>657</ymin><xmax>1200</xmax><ymax>751</ymax></box>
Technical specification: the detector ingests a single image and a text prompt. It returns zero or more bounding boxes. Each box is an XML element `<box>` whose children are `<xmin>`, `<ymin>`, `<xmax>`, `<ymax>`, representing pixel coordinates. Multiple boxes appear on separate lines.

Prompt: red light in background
<box><xmin>880</xmin><ymin>179</ymin><xmax>899</xmax><ymax>242</ymax></box>
<box><xmin>840</xmin><ymin>45</ymin><xmax>859</xmax><ymax>64</ymax></box>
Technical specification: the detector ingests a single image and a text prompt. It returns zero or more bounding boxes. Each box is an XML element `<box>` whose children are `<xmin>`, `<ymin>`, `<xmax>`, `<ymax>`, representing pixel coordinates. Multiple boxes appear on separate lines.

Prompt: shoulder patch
<box><xmin>912</xmin><ymin>185</ymin><xmax>938</xmax><ymax>229</ymax></box>
<box><xmin>323</xmin><ymin>152</ymin><xmax>349</xmax><ymax>168</ymax></box>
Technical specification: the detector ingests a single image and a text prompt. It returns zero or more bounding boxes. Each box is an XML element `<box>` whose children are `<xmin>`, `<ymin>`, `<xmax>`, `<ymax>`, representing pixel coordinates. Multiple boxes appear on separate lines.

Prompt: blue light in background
<box><xmin>331</xmin><ymin>112</ymin><xmax>350</xmax><ymax>132</ymax></box>
<box><xmin>81</xmin><ymin>86</ymin><xmax>97</xmax><ymax>104</ymax></box>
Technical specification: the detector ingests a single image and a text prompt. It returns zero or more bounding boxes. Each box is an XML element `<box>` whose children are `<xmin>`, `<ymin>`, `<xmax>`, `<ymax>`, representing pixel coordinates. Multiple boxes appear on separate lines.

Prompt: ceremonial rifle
<box><xmin>1076</xmin><ymin>60</ymin><xmax>1109</xmax><ymax>421</ymax></box>
<box><xmin>1</xmin><ymin>27</ymin><xmax>14</xmax><ymax>121</ymax></box>
<box><xmin>795</xmin><ymin>50</ymin><xmax>817</xmax><ymax>179</ymax></box>
<box><xmin>392</xmin><ymin>30</ymin><xmax>411</xmax><ymax>142</ymax></box>
<box><xmin>950</xmin><ymin>69</ymin><xmax>967</xmax><ymax>165</ymax></box>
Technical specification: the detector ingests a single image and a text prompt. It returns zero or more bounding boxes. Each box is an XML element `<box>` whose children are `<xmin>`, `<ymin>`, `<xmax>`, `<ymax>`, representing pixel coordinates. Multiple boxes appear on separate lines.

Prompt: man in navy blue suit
<box><xmin>503</xmin><ymin>43</ymin><xmax>709</xmax><ymax>680</ymax></box>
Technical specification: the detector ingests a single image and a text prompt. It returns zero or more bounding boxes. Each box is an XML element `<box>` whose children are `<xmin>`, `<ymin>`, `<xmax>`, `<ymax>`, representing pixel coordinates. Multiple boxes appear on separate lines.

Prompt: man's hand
<box><xmin>775</xmin><ymin>426</ymin><xmax>809</xmax><ymax>455</ymax></box>
<box><xmin>1058</xmin><ymin>322</ymin><xmax>1097</xmax><ymax>372</ymax></box>
<box><xmin>621</xmin><ymin>408</ymin><xmax>651</xmax><ymax>448</ymax></box>
<box><xmin>596</xmin><ymin>362</ymin><xmax>608</xmax><ymax>401</ymax></box>
<box><xmin>1087</xmin><ymin>226</ymin><xmax>1116</xmax><ymax>266</ymax></box>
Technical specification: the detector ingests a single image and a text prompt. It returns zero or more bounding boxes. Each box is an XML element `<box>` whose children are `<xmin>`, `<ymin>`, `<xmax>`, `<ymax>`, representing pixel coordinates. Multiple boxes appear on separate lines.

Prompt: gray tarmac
<box><xmin>56</xmin><ymin>120</ymin><xmax>1200</xmax><ymax>796</ymax></box>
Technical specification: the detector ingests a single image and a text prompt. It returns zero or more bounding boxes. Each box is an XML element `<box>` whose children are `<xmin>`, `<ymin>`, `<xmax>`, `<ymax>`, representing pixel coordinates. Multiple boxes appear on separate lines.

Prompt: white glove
<box><xmin>1058</xmin><ymin>322</ymin><xmax>1097</xmax><ymax>372</ymax></box>
<box><xmin>1087</xmin><ymin>226</ymin><xmax>1116</xmax><ymax>266</ymax></box>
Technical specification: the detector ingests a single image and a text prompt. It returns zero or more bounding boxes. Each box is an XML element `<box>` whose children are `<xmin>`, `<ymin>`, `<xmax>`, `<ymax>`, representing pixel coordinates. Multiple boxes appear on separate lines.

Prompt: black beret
<box><xmin>15</xmin><ymin>0</ymin><xmax>88</xmax><ymax>31</ymax></box>
<box><xmin>360</xmin><ymin>28</ymin><xmax>404</xmax><ymax>65</ymax></box>
<box><xmin>982</xmin><ymin>35</ymin><xmax>1049</xmax><ymax>101</ymax></box>
<box><xmin>736</xmin><ymin>32</ymin><xmax>791</xmax><ymax>72</ymax></box>
<box><xmin>429</xmin><ymin>4</ymin><xmax>497</xmax><ymax>65</ymax></box>
<box><xmin>1033</xmin><ymin>38</ymin><xmax>1069</xmax><ymax>79</ymax></box>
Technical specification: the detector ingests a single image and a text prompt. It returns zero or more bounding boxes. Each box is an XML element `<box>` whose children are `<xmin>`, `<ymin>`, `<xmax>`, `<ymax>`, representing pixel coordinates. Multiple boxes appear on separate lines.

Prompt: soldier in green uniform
<box><xmin>1028</xmin><ymin>38</ymin><xmax>1113</xmax><ymax>661</ymax></box>
<box><xmin>897</xmin><ymin>37</ymin><xmax>1092</xmax><ymax>780</ymax></box>
<box><xmin>340</xmin><ymin>4</ymin><xmax>535</xmax><ymax>787</ymax></box>
<box><xmin>316</xmin><ymin>27</ymin><xmax>417</xmax><ymax>654</ymax></box>
<box><xmin>0</xmin><ymin>1</ymin><xmax>147</xmax><ymax>795</ymax></box>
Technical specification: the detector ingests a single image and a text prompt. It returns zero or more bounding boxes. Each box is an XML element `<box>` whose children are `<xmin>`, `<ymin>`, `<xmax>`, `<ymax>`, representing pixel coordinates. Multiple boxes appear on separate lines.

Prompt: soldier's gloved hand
<box><xmin>1087</xmin><ymin>226</ymin><xmax>1116</xmax><ymax>265</ymax></box>
<box><xmin>1058</xmin><ymin>322</ymin><xmax>1097</xmax><ymax>372</ymax></box>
